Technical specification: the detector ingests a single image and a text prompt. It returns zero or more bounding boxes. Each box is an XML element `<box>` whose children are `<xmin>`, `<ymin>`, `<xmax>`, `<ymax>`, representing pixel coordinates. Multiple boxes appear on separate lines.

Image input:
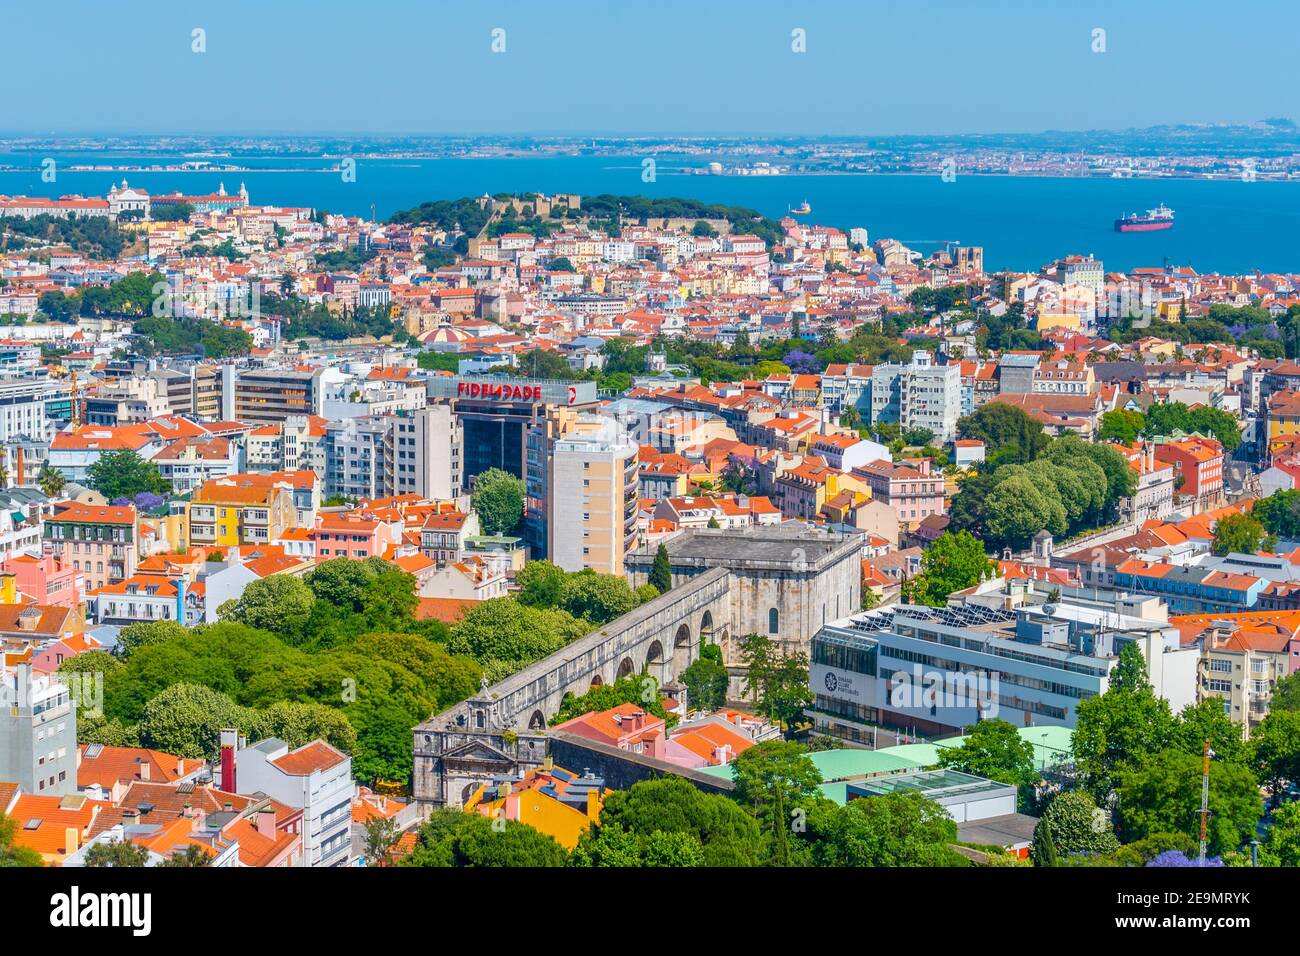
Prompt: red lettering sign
<box><xmin>456</xmin><ymin>381</ymin><xmax>545</xmax><ymax>403</ymax></box>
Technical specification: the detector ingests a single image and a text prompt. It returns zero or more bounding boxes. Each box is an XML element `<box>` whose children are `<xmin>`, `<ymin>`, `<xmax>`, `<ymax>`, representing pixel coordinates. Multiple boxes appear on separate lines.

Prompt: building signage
<box><xmin>457</xmin><ymin>381</ymin><xmax>544</xmax><ymax>401</ymax></box>
<box><xmin>431</xmin><ymin>375</ymin><xmax>594</xmax><ymax>407</ymax></box>
<box><xmin>811</xmin><ymin>664</ymin><xmax>864</xmax><ymax>702</ymax></box>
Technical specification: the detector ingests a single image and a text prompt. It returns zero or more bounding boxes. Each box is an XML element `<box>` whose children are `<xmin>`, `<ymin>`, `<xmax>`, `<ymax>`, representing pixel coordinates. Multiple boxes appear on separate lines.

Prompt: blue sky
<box><xmin>5</xmin><ymin>0</ymin><xmax>1297</xmax><ymax>136</ymax></box>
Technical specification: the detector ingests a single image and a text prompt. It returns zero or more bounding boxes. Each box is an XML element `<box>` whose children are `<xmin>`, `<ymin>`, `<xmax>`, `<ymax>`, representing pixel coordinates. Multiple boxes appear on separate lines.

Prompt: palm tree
<box><xmin>37</xmin><ymin>464</ymin><xmax>65</xmax><ymax>499</ymax></box>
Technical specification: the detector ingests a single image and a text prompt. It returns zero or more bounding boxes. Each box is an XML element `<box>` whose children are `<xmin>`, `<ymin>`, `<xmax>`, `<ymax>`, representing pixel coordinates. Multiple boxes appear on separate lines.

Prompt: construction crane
<box><xmin>1197</xmin><ymin>738</ymin><xmax>1213</xmax><ymax>865</ymax></box>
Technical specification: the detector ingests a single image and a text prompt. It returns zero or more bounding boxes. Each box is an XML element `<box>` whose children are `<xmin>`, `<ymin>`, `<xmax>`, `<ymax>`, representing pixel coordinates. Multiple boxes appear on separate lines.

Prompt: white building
<box><xmin>221</xmin><ymin>732</ymin><xmax>352</xmax><ymax>867</ymax></box>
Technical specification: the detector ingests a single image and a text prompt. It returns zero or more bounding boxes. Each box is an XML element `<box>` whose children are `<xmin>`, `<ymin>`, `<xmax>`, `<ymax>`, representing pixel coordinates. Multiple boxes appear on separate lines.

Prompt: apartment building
<box><xmin>390</xmin><ymin>404</ymin><xmax>462</xmax><ymax>501</ymax></box>
<box><xmin>324</xmin><ymin>416</ymin><xmax>390</xmax><ymax>501</ymax></box>
<box><xmin>419</xmin><ymin>509</ymin><xmax>481</xmax><ymax>564</ymax></box>
<box><xmin>547</xmin><ymin>415</ymin><xmax>639</xmax><ymax>575</ymax></box>
<box><xmin>0</xmin><ymin>374</ymin><xmax>59</xmax><ymax>442</ymax></box>
<box><xmin>222</xmin><ymin>732</ymin><xmax>353</xmax><ymax>867</ymax></box>
<box><xmin>152</xmin><ymin>435</ymin><xmax>241</xmax><ymax>493</ymax></box>
<box><xmin>820</xmin><ymin>363</ymin><xmax>874</xmax><ymax>416</ymax></box>
<box><xmin>1155</xmin><ymin>436</ymin><xmax>1225</xmax><ymax>506</ymax></box>
<box><xmin>870</xmin><ymin>351</ymin><xmax>961</xmax><ymax>442</ymax></box>
<box><xmin>1172</xmin><ymin>611</ymin><xmax>1299</xmax><ymax>739</ymax></box>
<box><xmin>42</xmin><ymin>503</ymin><xmax>140</xmax><ymax>592</ymax></box>
<box><xmin>852</xmin><ymin>458</ymin><xmax>946</xmax><ymax>529</ymax></box>
<box><xmin>0</xmin><ymin>662</ymin><xmax>77</xmax><ymax>797</ymax></box>
<box><xmin>188</xmin><ymin>474</ymin><xmax>300</xmax><ymax>548</ymax></box>
<box><xmin>230</xmin><ymin>366</ymin><xmax>326</xmax><ymax>423</ymax></box>
<box><xmin>0</xmin><ymin>555</ymin><xmax>84</xmax><ymax>608</ymax></box>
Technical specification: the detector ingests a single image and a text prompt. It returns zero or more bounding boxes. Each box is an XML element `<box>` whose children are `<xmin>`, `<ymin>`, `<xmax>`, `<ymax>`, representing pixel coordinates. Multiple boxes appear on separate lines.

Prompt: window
<box><xmin>768</xmin><ymin>607</ymin><xmax>779</xmax><ymax>634</ymax></box>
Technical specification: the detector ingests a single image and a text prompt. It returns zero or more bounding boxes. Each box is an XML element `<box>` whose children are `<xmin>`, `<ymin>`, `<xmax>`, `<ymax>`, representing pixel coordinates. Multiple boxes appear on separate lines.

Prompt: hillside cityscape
<box><xmin>1</xmin><ymin>11</ymin><xmax>1297</xmax><ymax>932</ymax></box>
<box><xmin>0</xmin><ymin>172</ymin><xmax>1294</xmax><ymax>884</ymax></box>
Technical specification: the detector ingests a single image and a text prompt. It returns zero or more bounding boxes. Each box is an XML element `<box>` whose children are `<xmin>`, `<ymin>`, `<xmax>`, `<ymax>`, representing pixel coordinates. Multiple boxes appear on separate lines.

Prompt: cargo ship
<box><xmin>1115</xmin><ymin>203</ymin><xmax>1174</xmax><ymax>232</ymax></box>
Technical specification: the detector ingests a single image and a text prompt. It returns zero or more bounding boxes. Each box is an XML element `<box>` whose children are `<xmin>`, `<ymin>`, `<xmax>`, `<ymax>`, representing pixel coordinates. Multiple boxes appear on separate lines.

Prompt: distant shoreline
<box><xmin>1</xmin><ymin>160</ymin><xmax>1288</xmax><ymax>186</ymax></box>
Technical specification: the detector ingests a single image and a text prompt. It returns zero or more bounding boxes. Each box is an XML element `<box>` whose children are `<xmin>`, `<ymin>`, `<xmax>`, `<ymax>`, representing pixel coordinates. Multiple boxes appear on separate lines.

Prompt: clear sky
<box><xmin>5</xmin><ymin>0</ymin><xmax>1297</xmax><ymax>136</ymax></box>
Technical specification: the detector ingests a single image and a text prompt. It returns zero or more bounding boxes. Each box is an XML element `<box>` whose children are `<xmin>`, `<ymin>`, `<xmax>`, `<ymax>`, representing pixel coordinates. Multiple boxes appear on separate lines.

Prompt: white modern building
<box><xmin>809</xmin><ymin>589</ymin><xmax>1197</xmax><ymax>744</ymax></box>
<box><xmin>220</xmin><ymin>732</ymin><xmax>353</xmax><ymax>867</ymax></box>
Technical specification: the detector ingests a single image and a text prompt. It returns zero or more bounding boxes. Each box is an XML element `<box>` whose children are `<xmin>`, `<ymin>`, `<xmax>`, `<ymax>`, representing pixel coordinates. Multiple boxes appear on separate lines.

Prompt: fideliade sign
<box><xmin>431</xmin><ymin>376</ymin><xmax>592</xmax><ymax>406</ymax></box>
<box><xmin>457</xmin><ymin>381</ymin><xmax>544</xmax><ymax>401</ymax></box>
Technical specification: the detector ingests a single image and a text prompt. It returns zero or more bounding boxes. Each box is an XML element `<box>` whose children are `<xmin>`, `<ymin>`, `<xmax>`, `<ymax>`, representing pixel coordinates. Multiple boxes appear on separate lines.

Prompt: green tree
<box><xmin>559</xmin><ymin>571</ymin><xmax>638</xmax><ymax>625</ymax></box>
<box><xmin>549</xmin><ymin>674</ymin><xmax>673</xmax><ymax>726</ymax></box>
<box><xmin>983</xmin><ymin>473</ymin><xmax>1060</xmax><ymax>551</ymax></box>
<box><xmin>250</xmin><ymin>700</ymin><xmax>356</xmax><ymax>753</ymax></box>
<box><xmin>1034</xmin><ymin>821</ymin><xmax>1060</xmax><ymax>867</ymax></box>
<box><xmin>1072</xmin><ymin>681</ymin><xmax>1177</xmax><ymax>801</ymax></box>
<box><xmin>588</xmin><ymin>776</ymin><xmax>762</xmax><ymax>867</ymax></box>
<box><xmin>730</xmin><ymin>740</ymin><xmax>824</xmax><ymax>865</ymax></box>
<box><xmin>37</xmin><ymin>464</ymin><xmax>66</xmax><ymax>498</ymax></box>
<box><xmin>135</xmin><ymin>683</ymin><xmax>256</xmax><ymax>760</ymax></box>
<box><xmin>400</xmin><ymin>809</ymin><xmax>567</xmax><ymax>867</ymax></box>
<box><xmin>938</xmin><ymin>719</ymin><xmax>1038</xmax><ymax>803</ymax></box>
<box><xmin>221</xmin><ymin>574</ymin><xmax>315</xmax><ymax>635</ymax></box>
<box><xmin>1271</xmin><ymin>670</ymin><xmax>1300</xmax><ymax>712</ymax></box>
<box><xmin>471</xmin><ymin>468</ymin><xmax>525</xmax><ymax>536</ymax></box>
<box><xmin>447</xmin><ymin>598</ymin><xmax>586</xmax><ymax>678</ymax></box>
<box><xmin>817</xmin><ymin>791</ymin><xmax>969</xmax><ymax>867</ymax></box>
<box><xmin>956</xmin><ymin>403</ymin><xmax>1049</xmax><ymax>462</ymax></box>
<box><xmin>1250</xmin><ymin>709</ymin><xmax>1300</xmax><ymax>797</ymax></box>
<box><xmin>114</xmin><ymin>620</ymin><xmax>187</xmax><ymax>660</ymax></box>
<box><xmin>0</xmin><ymin>814</ymin><xmax>42</xmax><ymax>867</ymax></box>
<box><xmin>906</xmin><ymin>530</ymin><xmax>994</xmax><ymax>606</ymax></box>
<box><xmin>515</xmin><ymin>560</ymin><xmax>569</xmax><ymax>608</ymax></box>
<box><xmin>1115</xmin><ymin>750</ymin><xmax>1263</xmax><ymax>856</ymax></box>
<box><xmin>1211</xmin><ymin>511</ymin><xmax>1275</xmax><ymax>556</ymax></box>
<box><xmin>1172</xmin><ymin>698</ymin><xmax>1245</xmax><ymax>766</ymax></box>
<box><xmin>736</xmin><ymin>633</ymin><xmax>813</xmax><ymax>734</ymax></box>
<box><xmin>649</xmin><ymin>543</ymin><xmax>672</xmax><ymax>593</ymax></box>
<box><xmin>1251</xmin><ymin>489</ymin><xmax>1300</xmax><ymax>539</ymax></box>
<box><xmin>85</xmin><ymin>839</ymin><xmax>152</xmax><ymax>867</ymax></box>
<box><xmin>569</xmin><ymin>822</ymin><xmax>704</xmax><ymax>867</ymax></box>
<box><xmin>1030</xmin><ymin>790</ymin><xmax>1119</xmax><ymax>864</ymax></box>
<box><xmin>1110</xmin><ymin>641</ymin><xmax>1151</xmax><ymax>692</ymax></box>
<box><xmin>86</xmin><ymin>448</ymin><xmax>170</xmax><ymax>499</ymax></box>
<box><xmin>1098</xmin><ymin>409</ymin><xmax>1146</xmax><ymax>445</ymax></box>
<box><xmin>363</xmin><ymin>816</ymin><xmax>401</xmax><ymax>866</ymax></box>
<box><xmin>680</xmin><ymin>645</ymin><xmax>729</xmax><ymax>711</ymax></box>
<box><xmin>160</xmin><ymin>844</ymin><xmax>213</xmax><ymax>867</ymax></box>
<box><xmin>1263</xmin><ymin>800</ymin><xmax>1300</xmax><ymax>866</ymax></box>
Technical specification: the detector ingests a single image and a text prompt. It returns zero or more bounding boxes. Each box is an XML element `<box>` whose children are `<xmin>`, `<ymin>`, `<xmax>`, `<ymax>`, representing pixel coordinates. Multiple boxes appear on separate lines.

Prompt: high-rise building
<box><xmin>229</xmin><ymin>367</ymin><xmax>326</xmax><ymax>423</ymax></box>
<box><xmin>324</xmin><ymin>416</ymin><xmax>390</xmax><ymax>501</ymax></box>
<box><xmin>0</xmin><ymin>662</ymin><xmax>77</xmax><ymax>796</ymax></box>
<box><xmin>547</xmin><ymin>415</ymin><xmax>639</xmax><ymax>575</ymax></box>
<box><xmin>870</xmin><ymin>351</ymin><xmax>961</xmax><ymax>442</ymax></box>
<box><xmin>391</xmin><ymin>405</ymin><xmax>462</xmax><ymax>501</ymax></box>
<box><xmin>428</xmin><ymin>375</ymin><xmax>600</xmax><ymax>557</ymax></box>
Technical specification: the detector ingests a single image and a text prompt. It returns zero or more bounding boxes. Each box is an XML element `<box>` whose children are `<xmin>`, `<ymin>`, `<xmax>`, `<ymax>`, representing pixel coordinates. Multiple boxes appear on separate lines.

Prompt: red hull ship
<box><xmin>1115</xmin><ymin>203</ymin><xmax>1174</xmax><ymax>232</ymax></box>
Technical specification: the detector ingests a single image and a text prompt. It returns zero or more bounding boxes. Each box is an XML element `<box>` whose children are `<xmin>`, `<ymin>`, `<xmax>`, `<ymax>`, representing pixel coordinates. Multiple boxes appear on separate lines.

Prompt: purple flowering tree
<box><xmin>1145</xmin><ymin>850</ymin><xmax>1224</xmax><ymax>867</ymax></box>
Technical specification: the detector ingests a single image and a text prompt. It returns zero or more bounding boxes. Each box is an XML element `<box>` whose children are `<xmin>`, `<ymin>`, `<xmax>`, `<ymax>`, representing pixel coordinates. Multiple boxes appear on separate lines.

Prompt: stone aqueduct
<box><xmin>411</xmin><ymin>527</ymin><xmax>862</xmax><ymax>812</ymax></box>
<box><xmin>411</xmin><ymin>568</ymin><xmax>732</xmax><ymax>810</ymax></box>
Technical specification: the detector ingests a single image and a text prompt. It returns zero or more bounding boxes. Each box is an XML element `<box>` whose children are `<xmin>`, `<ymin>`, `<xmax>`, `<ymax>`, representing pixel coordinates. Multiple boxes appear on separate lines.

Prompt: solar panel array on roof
<box><xmin>84</xmin><ymin>743</ymin><xmax>104</xmax><ymax>759</ymax></box>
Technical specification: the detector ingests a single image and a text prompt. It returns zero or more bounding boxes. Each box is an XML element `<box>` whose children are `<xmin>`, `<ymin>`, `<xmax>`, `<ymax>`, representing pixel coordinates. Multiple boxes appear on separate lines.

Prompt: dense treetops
<box><xmin>72</xmin><ymin>557</ymin><xmax>480</xmax><ymax>783</ymax></box>
<box><xmin>949</xmin><ymin>407</ymin><xmax>1137</xmax><ymax>552</ymax></box>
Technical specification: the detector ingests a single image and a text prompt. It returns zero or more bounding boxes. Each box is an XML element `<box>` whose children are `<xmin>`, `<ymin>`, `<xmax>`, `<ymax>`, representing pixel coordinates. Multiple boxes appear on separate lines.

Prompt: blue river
<box><xmin>0</xmin><ymin>151</ymin><xmax>1296</xmax><ymax>274</ymax></box>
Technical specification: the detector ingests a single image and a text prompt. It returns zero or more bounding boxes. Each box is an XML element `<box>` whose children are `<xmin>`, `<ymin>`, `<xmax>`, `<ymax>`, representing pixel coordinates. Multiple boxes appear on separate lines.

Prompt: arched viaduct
<box><xmin>412</xmin><ymin>567</ymin><xmax>731</xmax><ymax>809</ymax></box>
